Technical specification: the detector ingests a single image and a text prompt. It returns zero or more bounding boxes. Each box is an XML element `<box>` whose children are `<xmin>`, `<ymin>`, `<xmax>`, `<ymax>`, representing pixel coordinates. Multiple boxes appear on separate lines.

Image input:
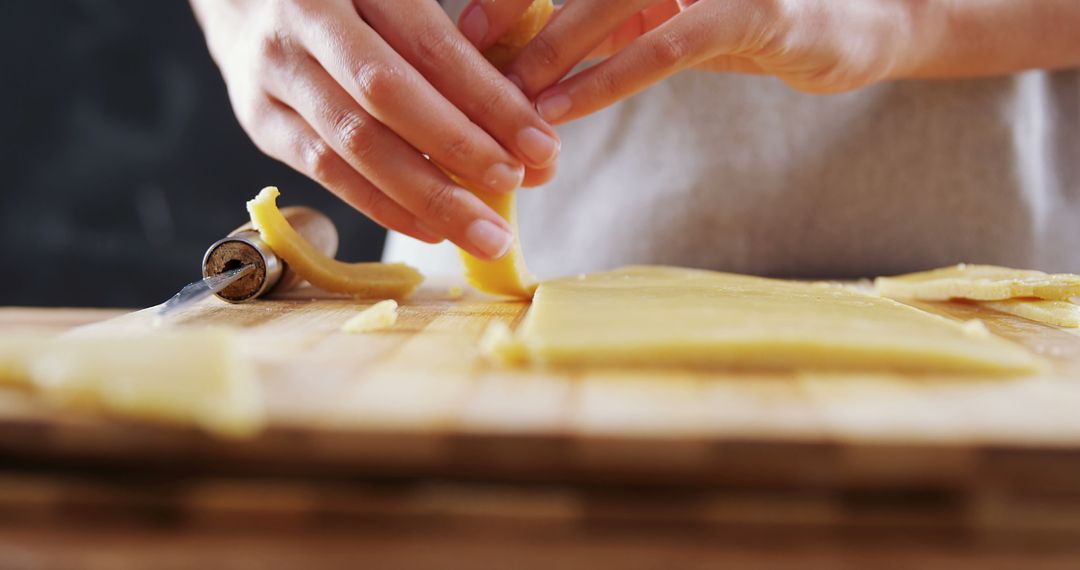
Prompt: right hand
<box><xmin>190</xmin><ymin>0</ymin><xmax>561</xmax><ymax>260</ymax></box>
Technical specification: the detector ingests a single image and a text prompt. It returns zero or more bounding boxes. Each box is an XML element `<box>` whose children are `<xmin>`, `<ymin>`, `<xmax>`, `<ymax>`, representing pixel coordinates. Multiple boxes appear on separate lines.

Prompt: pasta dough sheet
<box><xmin>0</xmin><ymin>330</ymin><xmax>262</xmax><ymax>438</ymax></box>
<box><xmin>875</xmin><ymin>264</ymin><xmax>1080</xmax><ymax>301</ymax></box>
<box><xmin>982</xmin><ymin>299</ymin><xmax>1080</xmax><ymax>328</ymax></box>
<box><xmin>487</xmin><ymin>266</ymin><xmax>1044</xmax><ymax>376</ymax></box>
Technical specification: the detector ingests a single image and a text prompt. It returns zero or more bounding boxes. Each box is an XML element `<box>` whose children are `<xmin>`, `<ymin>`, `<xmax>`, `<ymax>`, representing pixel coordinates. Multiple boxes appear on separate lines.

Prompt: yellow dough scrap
<box><xmin>248</xmin><ymin>187</ymin><xmax>423</xmax><ymax>299</ymax></box>
<box><xmin>875</xmin><ymin>264</ymin><xmax>1080</xmax><ymax>301</ymax></box>
<box><xmin>340</xmin><ymin>300</ymin><xmax>399</xmax><ymax>333</ymax></box>
<box><xmin>981</xmin><ymin>299</ymin><xmax>1080</xmax><ymax>328</ymax></box>
<box><xmin>452</xmin><ymin>0</ymin><xmax>553</xmax><ymax>299</ymax></box>
<box><xmin>488</xmin><ymin>266</ymin><xmax>1045</xmax><ymax>376</ymax></box>
<box><xmin>0</xmin><ymin>330</ymin><xmax>262</xmax><ymax>438</ymax></box>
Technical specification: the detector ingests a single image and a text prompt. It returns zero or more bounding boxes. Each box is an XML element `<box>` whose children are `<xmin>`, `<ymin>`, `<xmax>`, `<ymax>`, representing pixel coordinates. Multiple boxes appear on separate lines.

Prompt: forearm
<box><xmin>905</xmin><ymin>0</ymin><xmax>1080</xmax><ymax>79</ymax></box>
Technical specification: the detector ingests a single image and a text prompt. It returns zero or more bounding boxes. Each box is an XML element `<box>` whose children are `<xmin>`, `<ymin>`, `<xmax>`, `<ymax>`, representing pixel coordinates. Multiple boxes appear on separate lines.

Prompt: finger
<box><xmin>589</xmin><ymin>2</ymin><xmax>684</xmax><ymax>59</ymax></box>
<box><xmin>249</xmin><ymin>97</ymin><xmax>442</xmax><ymax>244</ymax></box>
<box><xmin>264</xmin><ymin>60</ymin><xmax>517</xmax><ymax>261</ymax></box>
<box><xmin>457</xmin><ymin>0</ymin><xmax>538</xmax><ymax>51</ymax></box>
<box><xmin>360</xmin><ymin>0</ymin><xmax>562</xmax><ymax>170</ymax></box>
<box><xmin>523</xmin><ymin>164</ymin><xmax>556</xmax><ymax>188</ymax></box>
<box><xmin>507</xmin><ymin>0</ymin><xmax>664</xmax><ymax>99</ymax></box>
<box><xmin>534</xmin><ymin>3</ymin><xmax>732</xmax><ymax>124</ymax></box>
<box><xmin>290</xmin><ymin>1</ymin><xmax>525</xmax><ymax>195</ymax></box>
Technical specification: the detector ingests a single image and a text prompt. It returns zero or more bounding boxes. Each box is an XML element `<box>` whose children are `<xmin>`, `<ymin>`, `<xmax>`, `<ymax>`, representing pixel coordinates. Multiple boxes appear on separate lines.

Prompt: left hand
<box><xmin>460</xmin><ymin>0</ymin><xmax>928</xmax><ymax>123</ymax></box>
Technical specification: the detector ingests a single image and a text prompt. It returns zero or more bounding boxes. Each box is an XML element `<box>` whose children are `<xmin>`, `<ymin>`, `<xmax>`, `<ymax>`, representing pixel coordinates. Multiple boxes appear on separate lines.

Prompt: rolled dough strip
<box><xmin>488</xmin><ymin>266</ymin><xmax>1045</xmax><ymax>376</ymax></box>
<box><xmin>875</xmin><ymin>264</ymin><xmax>1080</xmax><ymax>301</ymax></box>
<box><xmin>452</xmin><ymin>0</ymin><xmax>553</xmax><ymax>299</ymax></box>
<box><xmin>981</xmin><ymin>299</ymin><xmax>1080</xmax><ymax>328</ymax></box>
<box><xmin>0</xmin><ymin>330</ymin><xmax>263</xmax><ymax>438</ymax></box>
<box><xmin>247</xmin><ymin>187</ymin><xmax>423</xmax><ymax>299</ymax></box>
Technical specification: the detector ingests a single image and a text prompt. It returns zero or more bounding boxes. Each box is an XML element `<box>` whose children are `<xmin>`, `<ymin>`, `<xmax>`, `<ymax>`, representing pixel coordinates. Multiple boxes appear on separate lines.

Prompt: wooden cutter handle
<box><xmin>228</xmin><ymin>206</ymin><xmax>340</xmax><ymax>294</ymax></box>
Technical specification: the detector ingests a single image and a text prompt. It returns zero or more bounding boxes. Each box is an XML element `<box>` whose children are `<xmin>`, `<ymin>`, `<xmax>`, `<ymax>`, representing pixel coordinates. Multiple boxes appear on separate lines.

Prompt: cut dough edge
<box><xmin>981</xmin><ymin>299</ymin><xmax>1080</xmax><ymax>328</ymax></box>
<box><xmin>876</xmin><ymin>263</ymin><xmax>1080</xmax><ymax>301</ymax></box>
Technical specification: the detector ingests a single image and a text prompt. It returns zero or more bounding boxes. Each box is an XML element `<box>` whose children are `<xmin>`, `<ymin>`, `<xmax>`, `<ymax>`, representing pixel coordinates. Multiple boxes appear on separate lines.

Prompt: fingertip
<box><xmin>515</xmin><ymin>126</ymin><xmax>561</xmax><ymax>168</ymax></box>
<box><xmin>484</xmin><ymin>162</ymin><xmax>526</xmax><ymax>194</ymax></box>
<box><xmin>464</xmin><ymin>219</ymin><xmax>513</xmax><ymax>260</ymax></box>
<box><xmin>536</xmin><ymin>91</ymin><xmax>572</xmax><ymax>123</ymax></box>
<box><xmin>522</xmin><ymin>163</ymin><xmax>557</xmax><ymax>187</ymax></box>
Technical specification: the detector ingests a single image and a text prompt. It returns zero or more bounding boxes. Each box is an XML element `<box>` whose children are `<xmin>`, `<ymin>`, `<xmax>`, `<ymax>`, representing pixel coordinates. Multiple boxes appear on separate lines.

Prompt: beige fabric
<box><xmin>385</xmin><ymin>2</ymin><xmax>1080</xmax><ymax>279</ymax></box>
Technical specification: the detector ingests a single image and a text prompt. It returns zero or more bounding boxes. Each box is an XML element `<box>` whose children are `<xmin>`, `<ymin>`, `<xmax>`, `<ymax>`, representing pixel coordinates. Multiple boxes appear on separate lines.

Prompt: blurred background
<box><xmin>0</xmin><ymin>1</ymin><xmax>387</xmax><ymax>308</ymax></box>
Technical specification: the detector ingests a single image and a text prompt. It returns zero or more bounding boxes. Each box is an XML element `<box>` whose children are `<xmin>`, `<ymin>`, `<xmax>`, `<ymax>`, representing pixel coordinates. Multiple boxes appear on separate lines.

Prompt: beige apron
<box><xmin>385</xmin><ymin>2</ymin><xmax>1080</xmax><ymax>278</ymax></box>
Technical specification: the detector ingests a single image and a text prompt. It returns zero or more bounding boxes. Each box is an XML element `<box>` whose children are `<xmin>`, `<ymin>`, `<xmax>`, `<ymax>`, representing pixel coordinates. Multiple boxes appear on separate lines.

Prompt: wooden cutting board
<box><xmin>3</xmin><ymin>280</ymin><xmax>1080</xmax><ymax>499</ymax></box>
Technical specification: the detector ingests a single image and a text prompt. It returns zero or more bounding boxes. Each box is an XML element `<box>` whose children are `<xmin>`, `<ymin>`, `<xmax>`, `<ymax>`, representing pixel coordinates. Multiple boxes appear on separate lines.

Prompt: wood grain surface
<box><xmin>2</xmin><ymin>282</ymin><xmax>1080</xmax><ymax>552</ymax></box>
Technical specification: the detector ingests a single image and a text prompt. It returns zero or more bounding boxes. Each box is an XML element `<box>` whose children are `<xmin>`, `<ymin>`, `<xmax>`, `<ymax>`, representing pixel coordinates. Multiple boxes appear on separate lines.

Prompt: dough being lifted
<box><xmin>451</xmin><ymin>0</ymin><xmax>553</xmax><ymax>299</ymax></box>
<box><xmin>487</xmin><ymin>266</ymin><xmax>1044</xmax><ymax>376</ymax></box>
<box><xmin>875</xmin><ymin>264</ymin><xmax>1080</xmax><ymax>301</ymax></box>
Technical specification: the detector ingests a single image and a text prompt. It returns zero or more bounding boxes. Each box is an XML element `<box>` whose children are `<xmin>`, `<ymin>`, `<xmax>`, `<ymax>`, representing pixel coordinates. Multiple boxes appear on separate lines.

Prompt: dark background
<box><xmin>1</xmin><ymin>1</ymin><xmax>387</xmax><ymax>308</ymax></box>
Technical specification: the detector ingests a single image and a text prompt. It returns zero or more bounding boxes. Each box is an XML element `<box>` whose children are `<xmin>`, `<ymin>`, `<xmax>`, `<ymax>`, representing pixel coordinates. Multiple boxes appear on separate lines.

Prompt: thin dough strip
<box><xmin>875</xmin><ymin>264</ymin><xmax>1080</xmax><ymax>301</ymax></box>
<box><xmin>981</xmin><ymin>299</ymin><xmax>1080</xmax><ymax>328</ymax></box>
<box><xmin>451</xmin><ymin>0</ymin><xmax>554</xmax><ymax>299</ymax></box>
<box><xmin>247</xmin><ymin>187</ymin><xmax>423</xmax><ymax>299</ymax></box>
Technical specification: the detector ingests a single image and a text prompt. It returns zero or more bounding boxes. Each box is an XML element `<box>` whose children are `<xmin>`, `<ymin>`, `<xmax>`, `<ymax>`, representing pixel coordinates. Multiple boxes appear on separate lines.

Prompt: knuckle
<box><xmin>356</xmin><ymin>186</ymin><xmax>389</xmax><ymax>219</ymax></box>
<box><xmin>413</xmin><ymin>24</ymin><xmax>464</xmax><ymax>69</ymax></box>
<box><xmin>591</xmin><ymin>69</ymin><xmax>622</xmax><ymax>100</ymax></box>
<box><xmin>467</xmin><ymin>87</ymin><xmax>511</xmax><ymax>125</ymax></box>
<box><xmin>331</xmin><ymin>110</ymin><xmax>379</xmax><ymax>163</ymax></box>
<box><xmin>353</xmin><ymin>61</ymin><xmax>405</xmax><ymax>107</ymax></box>
<box><xmin>421</xmin><ymin>181</ymin><xmax>459</xmax><ymax>222</ymax></box>
<box><xmin>256</xmin><ymin>31</ymin><xmax>288</xmax><ymax>63</ymax></box>
<box><xmin>441</xmin><ymin>132</ymin><xmax>476</xmax><ymax>165</ymax></box>
<box><xmin>648</xmin><ymin>31</ymin><xmax>693</xmax><ymax>67</ymax></box>
<box><xmin>750</xmin><ymin>0</ymin><xmax>801</xmax><ymax>56</ymax></box>
<box><xmin>302</xmin><ymin>139</ymin><xmax>338</xmax><ymax>182</ymax></box>
<box><xmin>527</xmin><ymin>32</ymin><xmax>561</xmax><ymax>67</ymax></box>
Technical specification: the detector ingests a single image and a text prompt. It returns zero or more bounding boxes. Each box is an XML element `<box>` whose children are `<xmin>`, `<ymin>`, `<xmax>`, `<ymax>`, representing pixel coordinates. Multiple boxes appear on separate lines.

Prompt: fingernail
<box><xmin>536</xmin><ymin>93</ymin><xmax>572</xmax><ymax>122</ymax></box>
<box><xmin>460</xmin><ymin>4</ymin><xmax>489</xmax><ymax>46</ymax></box>
<box><xmin>506</xmin><ymin>74</ymin><xmax>525</xmax><ymax>91</ymax></box>
<box><xmin>466</xmin><ymin>219</ymin><xmax>513</xmax><ymax>259</ymax></box>
<box><xmin>516</xmin><ymin>126</ymin><xmax>560</xmax><ymax>167</ymax></box>
<box><xmin>484</xmin><ymin>162</ymin><xmax>525</xmax><ymax>193</ymax></box>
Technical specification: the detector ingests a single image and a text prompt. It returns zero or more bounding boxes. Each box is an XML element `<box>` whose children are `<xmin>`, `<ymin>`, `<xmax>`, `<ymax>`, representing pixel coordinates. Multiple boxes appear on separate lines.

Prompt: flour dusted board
<box><xmin>1</xmin><ymin>282</ymin><xmax>1080</xmax><ymax>492</ymax></box>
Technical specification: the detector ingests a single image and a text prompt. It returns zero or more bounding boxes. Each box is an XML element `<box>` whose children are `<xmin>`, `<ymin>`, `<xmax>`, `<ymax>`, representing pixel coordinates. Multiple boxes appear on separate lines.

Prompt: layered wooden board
<box><xmin>2</xmin><ymin>283</ymin><xmax>1080</xmax><ymax>498</ymax></box>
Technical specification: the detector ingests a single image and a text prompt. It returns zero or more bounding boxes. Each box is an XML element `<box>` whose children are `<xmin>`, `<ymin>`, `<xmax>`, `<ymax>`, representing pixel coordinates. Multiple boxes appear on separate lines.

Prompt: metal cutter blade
<box><xmin>157</xmin><ymin>264</ymin><xmax>255</xmax><ymax>319</ymax></box>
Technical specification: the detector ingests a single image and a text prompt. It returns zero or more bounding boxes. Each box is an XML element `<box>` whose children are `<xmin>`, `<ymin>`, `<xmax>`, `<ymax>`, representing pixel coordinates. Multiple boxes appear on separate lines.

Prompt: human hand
<box><xmin>190</xmin><ymin>0</ymin><xmax>562</xmax><ymax>260</ymax></box>
<box><xmin>459</xmin><ymin>0</ymin><xmax>930</xmax><ymax>123</ymax></box>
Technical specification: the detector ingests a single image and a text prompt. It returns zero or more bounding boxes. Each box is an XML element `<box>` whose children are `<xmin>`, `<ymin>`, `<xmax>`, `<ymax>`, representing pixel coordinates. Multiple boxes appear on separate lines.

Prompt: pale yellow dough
<box><xmin>982</xmin><ymin>299</ymin><xmax>1080</xmax><ymax>328</ymax></box>
<box><xmin>340</xmin><ymin>300</ymin><xmax>399</xmax><ymax>333</ymax></box>
<box><xmin>451</xmin><ymin>0</ymin><xmax>553</xmax><ymax>299</ymax></box>
<box><xmin>487</xmin><ymin>266</ymin><xmax>1044</xmax><ymax>376</ymax></box>
<box><xmin>875</xmin><ymin>264</ymin><xmax>1080</xmax><ymax>301</ymax></box>
<box><xmin>0</xmin><ymin>330</ymin><xmax>262</xmax><ymax>437</ymax></box>
<box><xmin>248</xmin><ymin>187</ymin><xmax>423</xmax><ymax>299</ymax></box>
